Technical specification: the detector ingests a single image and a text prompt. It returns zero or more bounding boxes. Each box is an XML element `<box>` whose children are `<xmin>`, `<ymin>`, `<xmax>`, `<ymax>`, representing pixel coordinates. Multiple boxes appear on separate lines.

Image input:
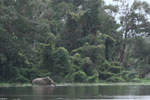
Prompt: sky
<box><xmin>104</xmin><ymin>0</ymin><xmax>150</xmax><ymax>23</ymax></box>
<box><xmin>104</xmin><ymin>0</ymin><xmax>150</xmax><ymax>5</ymax></box>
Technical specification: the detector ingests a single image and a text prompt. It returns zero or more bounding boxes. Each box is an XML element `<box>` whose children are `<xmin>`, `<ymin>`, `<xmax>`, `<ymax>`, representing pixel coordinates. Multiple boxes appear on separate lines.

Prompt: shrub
<box><xmin>70</xmin><ymin>70</ymin><xmax>87</xmax><ymax>82</ymax></box>
<box><xmin>20</xmin><ymin>68</ymin><xmax>40</xmax><ymax>81</ymax></box>
<box><xmin>72</xmin><ymin>43</ymin><xmax>105</xmax><ymax>64</ymax></box>
<box><xmin>99</xmin><ymin>71</ymin><xmax>114</xmax><ymax>80</ymax></box>
<box><xmin>130</xmin><ymin>78</ymin><xmax>140</xmax><ymax>82</ymax></box>
<box><xmin>38</xmin><ymin>70</ymin><xmax>51</xmax><ymax>78</ymax></box>
<box><xmin>111</xmin><ymin>61</ymin><xmax>120</xmax><ymax>66</ymax></box>
<box><xmin>98</xmin><ymin>61</ymin><xmax>111</xmax><ymax>71</ymax></box>
<box><xmin>88</xmin><ymin>75</ymin><xmax>99</xmax><ymax>83</ymax></box>
<box><xmin>109</xmin><ymin>65</ymin><xmax>122</xmax><ymax>74</ymax></box>
<box><xmin>9</xmin><ymin>75</ymin><xmax>30</xmax><ymax>83</ymax></box>
<box><xmin>52</xmin><ymin>47</ymin><xmax>71</xmax><ymax>77</ymax></box>
<box><xmin>128</xmin><ymin>71</ymin><xmax>138</xmax><ymax>79</ymax></box>
<box><xmin>121</xmin><ymin>71</ymin><xmax>129</xmax><ymax>81</ymax></box>
<box><xmin>106</xmin><ymin>76</ymin><xmax>125</xmax><ymax>82</ymax></box>
<box><xmin>121</xmin><ymin>71</ymin><xmax>139</xmax><ymax>81</ymax></box>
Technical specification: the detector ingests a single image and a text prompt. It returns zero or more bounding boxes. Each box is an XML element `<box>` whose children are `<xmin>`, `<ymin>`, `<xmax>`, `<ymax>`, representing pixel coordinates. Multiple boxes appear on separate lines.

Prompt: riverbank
<box><xmin>1</xmin><ymin>81</ymin><xmax>150</xmax><ymax>87</ymax></box>
<box><xmin>0</xmin><ymin>83</ymin><xmax>31</xmax><ymax>87</ymax></box>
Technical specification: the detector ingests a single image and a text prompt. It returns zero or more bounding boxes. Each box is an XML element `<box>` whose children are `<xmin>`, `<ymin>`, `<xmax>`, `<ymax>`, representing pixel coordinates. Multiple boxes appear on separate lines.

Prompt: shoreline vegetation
<box><xmin>1</xmin><ymin>82</ymin><xmax>150</xmax><ymax>88</ymax></box>
<box><xmin>1</xmin><ymin>78</ymin><xmax>150</xmax><ymax>87</ymax></box>
<box><xmin>1</xmin><ymin>0</ymin><xmax>150</xmax><ymax>84</ymax></box>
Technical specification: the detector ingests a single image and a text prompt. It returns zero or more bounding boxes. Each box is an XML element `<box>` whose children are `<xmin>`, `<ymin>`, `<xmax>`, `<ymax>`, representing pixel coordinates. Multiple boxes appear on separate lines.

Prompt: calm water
<box><xmin>1</xmin><ymin>83</ymin><xmax>150</xmax><ymax>100</ymax></box>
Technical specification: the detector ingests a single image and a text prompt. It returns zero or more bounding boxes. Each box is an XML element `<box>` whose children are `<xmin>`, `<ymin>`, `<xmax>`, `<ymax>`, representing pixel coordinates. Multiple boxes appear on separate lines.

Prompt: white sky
<box><xmin>104</xmin><ymin>0</ymin><xmax>150</xmax><ymax>24</ymax></box>
<box><xmin>104</xmin><ymin>0</ymin><xmax>150</xmax><ymax>5</ymax></box>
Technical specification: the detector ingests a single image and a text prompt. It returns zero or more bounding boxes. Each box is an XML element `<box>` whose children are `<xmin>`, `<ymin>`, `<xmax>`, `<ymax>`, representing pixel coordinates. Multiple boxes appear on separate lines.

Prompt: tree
<box><xmin>116</xmin><ymin>0</ymin><xmax>150</xmax><ymax>63</ymax></box>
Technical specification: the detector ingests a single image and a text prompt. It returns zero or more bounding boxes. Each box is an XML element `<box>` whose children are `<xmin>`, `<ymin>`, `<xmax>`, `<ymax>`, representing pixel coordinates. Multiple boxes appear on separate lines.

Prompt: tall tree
<box><xmin>116</xmin><ymin>0</ymin><xmax>150</xmax><ymax>63</ymax></box>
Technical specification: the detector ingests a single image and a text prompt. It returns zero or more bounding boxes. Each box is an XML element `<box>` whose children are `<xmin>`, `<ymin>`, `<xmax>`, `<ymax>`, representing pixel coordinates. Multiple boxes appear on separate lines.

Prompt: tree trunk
<box><xmin>118</xmin><ymin>27</ymin><xmax>128</xmax><ymax>62</ymax></box>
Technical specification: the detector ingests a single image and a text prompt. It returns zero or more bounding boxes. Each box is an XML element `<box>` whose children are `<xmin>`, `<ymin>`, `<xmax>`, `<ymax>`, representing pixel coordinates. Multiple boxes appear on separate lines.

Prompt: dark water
<box><xmin>1</xmin><ymin>84</ymin><xmax>150</xmax><ymax>100</ymax></box>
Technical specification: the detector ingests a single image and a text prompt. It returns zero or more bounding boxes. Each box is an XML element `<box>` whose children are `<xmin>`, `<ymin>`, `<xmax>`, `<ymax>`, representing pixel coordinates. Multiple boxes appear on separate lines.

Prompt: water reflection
<box><xmin>32</xmin><ymin>86</ymin><xmax>55</xmax><ymax>95</ymax></box>
<box><xmin>1</xmin><ymin>84</ymin><xmax>150</xmax><ymax>100</ymax></box>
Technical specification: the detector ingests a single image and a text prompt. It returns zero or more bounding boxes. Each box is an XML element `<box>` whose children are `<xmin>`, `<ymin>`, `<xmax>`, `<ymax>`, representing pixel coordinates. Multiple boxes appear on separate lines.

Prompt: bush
<box><xmin>20</xmin><ymin>68</ymin><xmax>40</xmax><ymax>81</ymax></box>
<box><xmin>52</xmin><ymin>75</ymin><xmax>67</xmax><ymax>83</ymax></box>
<box><xmin>140</xmin><ymin>77</ymin><xmax>150</xmax><ymax>83</ymax></box>
<box><xmin>72</xmin><ymin>43</ymin><xmax>105</xmax><ymax>64</ymax></box>
<box><xmin>99</xmin><ymin>71</ymin><xmax>114</xmax><ymax>80</ymax></box>
<box><xmin>88</xmin><ymin>75</ymin><xmax>99</xmax><ymax>83</ymax></box>
<box><xmin>38</xmin><ymin>70</ymin><xmax>51</xmax><ymax>78</ymax></box>
<box><xmin>109</xmin><ymin>65</ymin><xmax>122</xmax><ymax>74</ymax></box>
<box><xmin>98</xmin><ymin>61</ymin><xmax>111</xmax><ymax>71</ymax></box>
<box><xmin>51</xmin><ymin>47</ymin><xmax>71</xmax><ymax>77</ymax></box>
<box><xmin>121</xmin><ymin>71</ymin><xmax>129</xmax><ymax>81</ymax></box>
<box><xmin>121</xmin><ymin>71</ymin><xmax>139</xmax><ymax>81</ymax></box>
<box><xmin>111</xmin><ymin>61</ymin><xmax>120</xmax><ymax>66</ymax></box>
<box><xmin>106</xmin><ymin>76</ymin><xmax>125</xmax><ymax>82</ymax></box>
<box><xmin>87</xmin><ymin>70</ymin><xmax>99</xmax><ymax>82</ymax></box>
<box><xmin>8</xmin><ymin>67</ymin><xmax>20</xmax><ymax>79</ymax></box>
<box><xmin>9</xmin><ymin>75</ymin><xmax>30</xmax><ymax>83</ymax></box>
<box><xmin>128</xmin><ymin>71</ymin><xmax>138</xmax><ymax>79</ymax></box>
<box><xmin>130</xmin><ymin>78</ymin><xmax>140</xmax><ymax>82</ymax></box>
<box><xmin>72</xmin><ymin>53</ymin><xmax>83</xmax><ymax>67</ymax></box>
<box><xmin>70</xmin><ymin>71</ymin><xmax>87</xmax><ymax>82</ymax></box>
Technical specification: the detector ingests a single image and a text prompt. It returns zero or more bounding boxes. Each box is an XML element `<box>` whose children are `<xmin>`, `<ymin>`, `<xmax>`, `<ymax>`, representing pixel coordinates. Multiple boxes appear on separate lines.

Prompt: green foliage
<box><xmin>20</xmin><ymin>68</ymin><xmax>40</xmax><ymax>81</ymax></box>
<box><xmin>121</xmin><ymin>71</ymin><xmax>139</xmax><ymax>81</ymax></box>
<box><xmin>131</xmin><ymin>78</ymin><xmax>141</xmax><ymax>82</ymax></box>
<box><xmin>87</xmin><ymin>75</ymin><xmax>99</xmax><ymax>83</ymax></box>
<box><xmin>106</xmin><ymin>76</ymin><xmax>125</xmax><ymax>82</ymax></box>
<box><xmin>79</xmin><ymin>33</ymin><xmax>103</xmax><ymax>46</ymax></box>
<box><xmin>99</xmin><ymin>71</ymin><xmax>114</xmax><ymax>80</ymax></box>
<box><xmin>72</xmin><ymin>53</ymin><xmax>83</xmax><ymax>67</ymax></box>
<box><xmin>109</xmin><ymin>66</ymin><xmax>122</xmax><ymax>74</ymax></box>
<box><xmin>140</xmin><ymin>77</ymin><xmax>150</xmax><ymax>83</ymax></box>
<box><xmin>70</xmin><ymin>71</ymin><xmax>88</xmax><ymax>82</ymax></box>
<box><xmin>9</xmin><ymin>75</ymin><xmax>30</xmax><ymax>83</ymax></box>
<box><xmin>72</xmin><ymin>43</ymin><xmax>105</xmax><ymax>64</ymax></box>
<box><xmin>62</xmin><ymin>11</ymin><xmax>83</xmax><ymax>50</ymax></box>
<box><xmin>103</xmin><ymin>34</ymin><xmax>116</xmax><ymax>61</ymax></box>
<box><xmin>87</xmin><ymin>70</ymin><xmax>99</xmax><ymax>83</ymax></box>
<box><xmin>98</xmin><ymin>61</ymin><xmax>111</xmax><ymax>72</ymax></box>
<box><xmin>0</xmin><ymin>53</ymin><xmax>7</xmax><ymax>64</ymax></box>
<box><xmin>1</xmin><ymin>0</ymin><xmax>150</xmax><ymax>84</ymax></box>
<box><xmin>121</xmin><ymin>71</ymin><xmax>130</xmax><ymax>81</ymax></box>
<box><xmin>127</xmin><ymin>71</ymin><xmax>139</xmax><ymax>81</ymax></box>
<box><xmin>98</xmin><ymin>61</ymin><xmax>124</xmax><ymax>81</ymax></box>
<box><xmin>81</xmin><ymin>57</ymin><xmax>94</xmax><ymax>76</ymax></box>
<box><xmin>52</xmin><ymin>47</ymin><xmax>71</xmax><ymax>76</ymax></box>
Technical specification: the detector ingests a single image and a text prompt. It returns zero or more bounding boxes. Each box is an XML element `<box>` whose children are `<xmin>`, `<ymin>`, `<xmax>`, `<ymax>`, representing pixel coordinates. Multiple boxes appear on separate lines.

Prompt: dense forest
<box><xmin>0</xmin><ymin>0</ymin><xmax>150</xmax><ymax>83</ymax></box>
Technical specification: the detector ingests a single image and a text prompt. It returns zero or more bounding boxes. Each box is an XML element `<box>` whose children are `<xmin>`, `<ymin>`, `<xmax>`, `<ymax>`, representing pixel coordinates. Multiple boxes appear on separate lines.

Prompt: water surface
<box><xmin>1</xmin><ymin>83</ymin><xmax>150</xmax><ymax>100</ymax></box>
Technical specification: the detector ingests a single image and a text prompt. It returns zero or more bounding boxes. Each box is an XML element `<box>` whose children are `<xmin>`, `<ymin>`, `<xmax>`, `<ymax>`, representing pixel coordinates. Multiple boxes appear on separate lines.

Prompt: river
<box><xmin>0</xmin><ymin>83</ymin><xmax>150</xmax><ymax>100</ymax></box>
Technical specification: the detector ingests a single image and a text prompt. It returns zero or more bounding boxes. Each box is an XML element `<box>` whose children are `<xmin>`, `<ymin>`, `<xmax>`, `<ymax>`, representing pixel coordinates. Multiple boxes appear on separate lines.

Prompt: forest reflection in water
<box><xmin>1</xmin><ymin>83</ymin><xmax>150</xmax><ymax>100</ymax></box>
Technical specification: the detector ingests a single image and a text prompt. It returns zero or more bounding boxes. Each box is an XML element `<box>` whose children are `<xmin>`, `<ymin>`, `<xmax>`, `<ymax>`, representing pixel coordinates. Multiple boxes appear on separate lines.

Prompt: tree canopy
<box><xmin>0</xmin><ymin>0</ymin><xmax>150</xmax><ymax>83</ymax></box>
